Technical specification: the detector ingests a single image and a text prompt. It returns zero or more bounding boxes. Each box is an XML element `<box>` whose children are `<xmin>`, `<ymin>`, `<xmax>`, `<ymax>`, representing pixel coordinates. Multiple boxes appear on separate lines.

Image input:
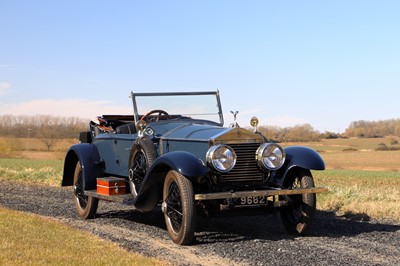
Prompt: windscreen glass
<box><xmin>133</xmin><ymin>92</ymin><xmax>222</xmax><ymax>124</ymax></box>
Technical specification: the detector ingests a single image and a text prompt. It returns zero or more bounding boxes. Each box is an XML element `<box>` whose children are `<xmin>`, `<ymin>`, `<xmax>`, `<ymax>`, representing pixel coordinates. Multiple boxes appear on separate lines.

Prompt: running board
<box><xmin>85</xmin><ymin>190</ymin><xmax>135</xmax><ymax>205</ymax></box>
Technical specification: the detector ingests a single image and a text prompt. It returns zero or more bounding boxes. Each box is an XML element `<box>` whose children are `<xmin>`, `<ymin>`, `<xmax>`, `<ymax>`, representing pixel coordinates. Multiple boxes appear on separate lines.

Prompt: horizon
<box><xmin>2</xmin><ymin>112</ymin><xmax>400</xmax><ymax>135</ymax></box>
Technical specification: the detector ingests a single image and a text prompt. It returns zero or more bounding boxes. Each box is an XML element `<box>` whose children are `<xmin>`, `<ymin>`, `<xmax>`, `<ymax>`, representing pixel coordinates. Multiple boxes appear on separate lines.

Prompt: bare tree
<box><xmin>0</xmin><ymin>114</ymin><xmax>87</xmax><ymax>139</ymax></box>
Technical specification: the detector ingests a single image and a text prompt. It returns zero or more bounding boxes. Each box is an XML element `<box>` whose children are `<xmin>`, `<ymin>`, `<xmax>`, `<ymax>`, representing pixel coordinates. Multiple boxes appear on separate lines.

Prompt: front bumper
<box><xmin>194</xmin><ymin>187</ymin><xmax>328</xmax><ymax>201</ymax></box>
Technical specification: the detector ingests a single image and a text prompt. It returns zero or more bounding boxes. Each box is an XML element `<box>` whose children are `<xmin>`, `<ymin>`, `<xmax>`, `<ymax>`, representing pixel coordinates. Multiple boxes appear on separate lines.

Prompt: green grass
<box><xmin>0</xmin><ymin>158</ymin><xmax>62</xmax><ymax>186</ymax></box>
<box><xmin>0</xmin><ymin>207</ymin><xmax>165</xmax><ymax>266</ymax></box>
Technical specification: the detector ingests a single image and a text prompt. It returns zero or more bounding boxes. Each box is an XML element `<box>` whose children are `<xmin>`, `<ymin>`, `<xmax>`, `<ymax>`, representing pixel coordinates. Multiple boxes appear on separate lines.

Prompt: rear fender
<box><xmin>62</xmin><ymin>143</ymin><xmax>104</xmax><ymax>191</ymax></box>
<box><xmin>133</xmin><ymin>151</ymin><xmax>208</xmax><ymax>212</ymax></box>
<box><xmin>271</xmin><ymin>146</ymin><xmax>325</xmax><ymax>187</ymax></box>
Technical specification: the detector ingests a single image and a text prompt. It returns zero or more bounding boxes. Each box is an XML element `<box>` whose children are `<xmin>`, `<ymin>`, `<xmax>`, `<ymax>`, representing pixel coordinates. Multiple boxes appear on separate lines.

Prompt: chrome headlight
<box><xmin>256</xmin><ymin>143</ymin><xmax>286</xmax><ymax>170</ymax></box>
<box><xmin>206</xmin><ymin>144</ymin><xmax>237</xmax><ymax>173</ymax></box>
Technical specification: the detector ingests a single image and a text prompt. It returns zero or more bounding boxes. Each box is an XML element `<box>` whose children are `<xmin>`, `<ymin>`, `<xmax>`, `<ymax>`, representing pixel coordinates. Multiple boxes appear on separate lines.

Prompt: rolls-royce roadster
<box><xmin>62</xmin><ymin>91</ymin><xmax>327</xmax><ymax>245</ymax></box>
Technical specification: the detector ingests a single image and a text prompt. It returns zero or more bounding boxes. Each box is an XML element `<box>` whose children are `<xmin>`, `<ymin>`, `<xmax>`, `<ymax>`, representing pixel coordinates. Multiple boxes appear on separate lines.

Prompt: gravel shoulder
<box><xmin>1</xmin><ymin>180</ymin><xmax>399</xmax><ymax>266</ymax></box>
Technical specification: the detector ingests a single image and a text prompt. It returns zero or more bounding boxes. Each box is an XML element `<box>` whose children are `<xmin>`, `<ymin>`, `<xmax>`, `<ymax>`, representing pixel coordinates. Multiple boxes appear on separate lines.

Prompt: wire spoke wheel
<box><xmin>72</xmin><ymin>161</ymin><xmax>98</xmax><ymax>219</ymax></box>
<box><xmin>129</xmin><ymin>150</ymin><xmax>147</xmax><ymax>195</ymax></box>
<box><xmin>74</xmin><ymin>172</ymin><xmax>87</xmax><ymax>208</ymax></box>
<box><xmin>280</xmin><ymin>169</ymin><xmax>316</xmax><ymax>235</ymax></box>
<box><xmin>128</xmin><ymin>138</ymin><xmax>156</xmax><ymax>197</ymax></box>
<box><xmin>165</xmin><ymin>181</ymin><xmax>183</xmax><ymax>233</ymax></box>
<box><xmin>162</xmin><ymin>170</ymin><xmax>196</xmax><ymax>245</ymax></box>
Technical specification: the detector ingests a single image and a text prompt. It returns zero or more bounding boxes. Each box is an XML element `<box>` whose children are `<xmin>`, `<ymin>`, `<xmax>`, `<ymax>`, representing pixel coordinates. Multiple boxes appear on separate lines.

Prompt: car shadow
<box><xmin>311</xmin><ymin>210</ymin><xmax>400</xmax><ymax>237</ymax></box>
<box><xmin>95</xmin><ymin>206</ymin><xmax>400</xmax><ymax>245</ymax></box>
<box><xmin>96</xmin><ymin>205</ymin><xmax>167</xmax><ymax>229</ymax></box>
<box><xmin>194</xmin><ymin>210</ymin><xmax>400</xmax><ymax>244</ymax></box>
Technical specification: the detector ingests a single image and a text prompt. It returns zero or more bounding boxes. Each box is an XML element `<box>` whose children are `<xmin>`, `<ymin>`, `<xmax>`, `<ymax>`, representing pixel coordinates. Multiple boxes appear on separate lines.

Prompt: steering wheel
<box><xmin>140</xmin><ymin>109</ymin><xmax>170</xmax><ymax>122</ymax></box>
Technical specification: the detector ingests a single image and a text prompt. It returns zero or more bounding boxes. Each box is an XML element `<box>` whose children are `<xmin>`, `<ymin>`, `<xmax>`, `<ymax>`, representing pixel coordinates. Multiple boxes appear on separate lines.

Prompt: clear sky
<box><xmin>1</xmin><ymin>1</ymin><xmax>399</xmax><ymax>133</ymax></box>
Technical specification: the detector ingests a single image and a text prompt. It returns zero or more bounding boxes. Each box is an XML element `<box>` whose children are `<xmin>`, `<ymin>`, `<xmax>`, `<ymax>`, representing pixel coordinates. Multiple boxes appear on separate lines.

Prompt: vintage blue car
<box><xmin>62</xmin><ymin>91</ymin><xmax>326</xmax><ymax>245</ymax></box>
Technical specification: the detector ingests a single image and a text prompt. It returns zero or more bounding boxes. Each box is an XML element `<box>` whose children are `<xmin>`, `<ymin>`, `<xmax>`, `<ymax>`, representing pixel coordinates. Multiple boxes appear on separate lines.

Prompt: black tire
<box><xmin>128</xmin><ymin>137</ymin><xmax>157</xmax><ymax>197</ymax></box>
<box><xmin>162</xmin><ymin>170</ymin><xmax>196</xmax><ymax>245</ymax></box>
<box><xmin>280</xmin><ymin>168</ymin><xmax>316</xmax><ymax>235</ymax></box>
<box><xmin>73</xmin><ymin>161</ymin><xmax>98</xmax><ymax>219</ymax></box>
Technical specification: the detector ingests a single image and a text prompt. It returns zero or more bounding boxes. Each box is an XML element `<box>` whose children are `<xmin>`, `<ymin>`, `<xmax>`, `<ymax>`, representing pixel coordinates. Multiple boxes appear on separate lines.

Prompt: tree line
<box><xmin>258</xmin><ymin>124</ymin><xmax>323</xmax><ymax>142</ymax></box>
<box><xmin>344</xmin><ymin>119</ymin><xmax>400</xmax><ymax>138</ymax></box>
<box><xmin>0</xmin><ymin>115</ymin><xmax>399</xmax><ymax>142</ymax></box>
<box><xmin>0</xmin><ymin>114</ymin><xmax>88</xmax><ymax>139</ymax></box>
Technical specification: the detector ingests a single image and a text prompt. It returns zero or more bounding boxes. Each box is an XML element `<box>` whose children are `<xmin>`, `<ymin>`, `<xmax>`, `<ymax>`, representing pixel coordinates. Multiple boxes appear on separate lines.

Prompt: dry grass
<box><xmin>314</xmin><ymin>169</ymin><xmax>400</xmax><ymax>222</ymax></box>
<box><xmin>285</xmin><ymin>136</ymin><xmax>400</xmax><ymax>152</ymax></box>
<box><xmin>284</xmin><ymin>137</ymin><xmax>400</xmax><ymax>222</ymax></box>
<box><xmin>0</xmin><ymin>207</ymin><xmax>166</xmax><ymax>266</ymax></box>
<box><xmin>285</xmin><ymin>137</ymin><xmax>400</xmax><ymax>171</ymax></box>
<box><xmin>322</xmin><ymin>150</ymin><xmax>400</xmax><ymax>171</ymax></box>
<box><xmin>0</xmin><ymin>137</ymin><xmax>76</xmax><ymax>159</ymax></box>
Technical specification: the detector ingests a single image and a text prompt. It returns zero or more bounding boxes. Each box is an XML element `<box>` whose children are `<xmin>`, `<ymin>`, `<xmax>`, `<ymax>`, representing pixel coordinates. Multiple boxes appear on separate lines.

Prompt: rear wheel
<box><xmin>162</xmin><ymin>170</ymin><xmax>196</xmax><ymax>245</ymax></box>
<box><xmin>73</xmin><ymin>161</ymin><xmax>98</xmax><ymax>219</ymax></box>
<box><xmin>280</xmin><ymin>169</ymin><xmax>316</xmax><ymax>235</ymax></box>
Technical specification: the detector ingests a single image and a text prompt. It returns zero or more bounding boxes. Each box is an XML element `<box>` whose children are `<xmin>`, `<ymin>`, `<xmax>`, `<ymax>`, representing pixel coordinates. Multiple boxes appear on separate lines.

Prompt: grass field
<box><xmin>285</xmin><ymin>136</ymin><xmax>400</xmax><ymax>171</ymax></box>
<box><xmin>0</xmin><ymin>137</ymin><xmax>75</xmax><ymax>160</ymax></box>
<box><xmin>286</xmin><ymin>137</ymin><xmax>400</xmax><ymax>221</ymax></box>
<box><xmin>0</xmin><ymin>136</ymin><xmax>399</xmax><ymax>265</ymax></box>
<box><xmin>314</xmin><ymin>169</ymin><xmax>400</xmax><ymax>221</ymax></box>
<box><xmin>0</xmin><ymin>207</ymin><xmax>165</xmax><ymax>266</ymax></box>
<box><xmin>0</xmin><ymin>158</ymin><xmax>63</xmax><ymax>186</ymax></box>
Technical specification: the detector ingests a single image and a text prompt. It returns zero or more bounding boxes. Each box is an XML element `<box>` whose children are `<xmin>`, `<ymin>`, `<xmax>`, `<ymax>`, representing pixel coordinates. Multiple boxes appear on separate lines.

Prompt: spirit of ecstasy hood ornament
<box><xmin>230</xmin><ymin>111</ymin><xmax>239</xmax><ymax>128</ymax></box>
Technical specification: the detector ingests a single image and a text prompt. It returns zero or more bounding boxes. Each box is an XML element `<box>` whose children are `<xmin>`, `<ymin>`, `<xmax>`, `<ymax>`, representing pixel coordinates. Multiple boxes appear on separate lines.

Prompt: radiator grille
<box><xmin>219</xmin><ymin>143</ymin><xmax>264</xmax><ymax>182</ymax></box>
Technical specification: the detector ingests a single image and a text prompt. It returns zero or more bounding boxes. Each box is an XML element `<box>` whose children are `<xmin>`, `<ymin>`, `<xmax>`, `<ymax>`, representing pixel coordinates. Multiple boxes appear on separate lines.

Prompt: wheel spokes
<box><xmin>130</xmin><ymin>151</ymin><xmax>147</xmax><ymax>189</ymax></box>
<box><xmin>165</xmin><ymin>182</ymin><xmax>183</xmax><ymax>232</ymax></box>
<box><xmin>287</xmin><ymin>176</ymin><xmax>304</xmax><ymax>222</ymax></box>
<box><xmin>74</xmin><ymin>173</ymin><xmax>88</xmax><ymax>208</ymax></box>
<box><xmin>292</xmin><ymin>177</ymin><xmax>301</xmax><ymax>189</ymax></box>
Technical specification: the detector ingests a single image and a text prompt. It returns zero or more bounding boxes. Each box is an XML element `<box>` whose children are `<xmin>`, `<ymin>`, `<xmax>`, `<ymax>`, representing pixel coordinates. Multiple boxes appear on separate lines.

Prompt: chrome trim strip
<box><xmin>194</xmin><ymin>187</ymin><xmax>329</xmax><ymax>200</ymax></box>
<box><xmin>132</xmin><ymin>91</ymin><xmax>218</xmax><ymax>97</ymax></box>
<box><xmin>160</xmin><ymin>137</ymin><xmax>208</xmax><ymax>143</ymax></box>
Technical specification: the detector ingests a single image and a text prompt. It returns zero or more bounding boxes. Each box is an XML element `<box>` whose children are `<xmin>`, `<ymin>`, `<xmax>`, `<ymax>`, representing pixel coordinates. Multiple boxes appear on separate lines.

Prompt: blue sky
<box><xmin>1</xmin><ymin>1</ymin><xmax>399</xmax><ymax>133</ymax></box>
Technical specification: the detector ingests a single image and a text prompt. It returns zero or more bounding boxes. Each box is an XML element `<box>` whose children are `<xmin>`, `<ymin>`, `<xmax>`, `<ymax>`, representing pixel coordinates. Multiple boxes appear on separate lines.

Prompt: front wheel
<box><xmin>73</xmin><ymin>161</ymin><xmax>98</xmax><ymax>219</ymax></box>
<box><xmin>280</xmin><ymin>169</ymin><xmax>316</xmax><ymax>235</ymax></box>
<box><xmin>162</xmin><ymin>170</ymin><xmax>196</xmax><ymax>245</ymax></box>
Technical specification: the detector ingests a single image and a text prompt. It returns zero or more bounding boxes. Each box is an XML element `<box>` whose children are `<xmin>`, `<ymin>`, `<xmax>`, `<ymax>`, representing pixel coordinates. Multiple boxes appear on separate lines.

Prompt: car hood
<box><xmin>160</xmin><ymin>122</ymin><xmax>264</xmax><ymax>144</ymax></box>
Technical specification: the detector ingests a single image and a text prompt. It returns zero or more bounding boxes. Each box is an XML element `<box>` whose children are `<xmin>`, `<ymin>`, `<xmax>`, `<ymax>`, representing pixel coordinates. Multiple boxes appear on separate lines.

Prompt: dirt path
<box><xmin>1</xmin><ymin>180</ymin><xmax>399</xmax><ymax>265</ymax></box>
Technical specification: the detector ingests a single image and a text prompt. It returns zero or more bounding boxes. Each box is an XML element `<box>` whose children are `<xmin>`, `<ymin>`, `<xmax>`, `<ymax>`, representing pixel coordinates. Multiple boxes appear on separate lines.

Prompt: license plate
<box><xmin>237</xmin><ymin>196</ymin><xmax>267</xmax><ymax>206</ymax></box>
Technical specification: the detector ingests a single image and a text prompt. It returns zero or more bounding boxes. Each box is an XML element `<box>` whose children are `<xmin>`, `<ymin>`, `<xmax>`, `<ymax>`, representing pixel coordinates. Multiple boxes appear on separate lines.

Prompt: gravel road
<box><xmin>1</xmin><ymin>180</ymin><xmax>399</xmax><ymax>266</ymax></box>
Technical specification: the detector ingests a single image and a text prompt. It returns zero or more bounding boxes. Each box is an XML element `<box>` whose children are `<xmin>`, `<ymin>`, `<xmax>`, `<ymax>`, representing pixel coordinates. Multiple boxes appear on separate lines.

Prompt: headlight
<box><xmin>256</xmin><ymin>143</ymin><xmax>286</xmax><ymax>170</ymax></box>
<box><xmin>206</xmin><ymin>145</ymin><xmax>237</xmax><ymax>173</ymax></box>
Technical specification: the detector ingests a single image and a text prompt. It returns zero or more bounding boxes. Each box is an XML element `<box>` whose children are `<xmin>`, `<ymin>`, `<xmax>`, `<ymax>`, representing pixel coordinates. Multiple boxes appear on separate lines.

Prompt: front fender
<box><xmin>62</xmin><ymin>143</ymin><xmax>104</xmax><ymax>191</ymax></box>
<box><xmin>133</xmin><ymin>151</ymin><xmax>208</xmax><ymax>212</ymax></box>
<box><xmin>149</xmin><ymin>151</ymin><xmax>208</xmax><ymax>178</ymax></box>
<box><xmin>271</xmin><ymin>146</ymin><xmax>325</xmax><ymax>187</ymax></box>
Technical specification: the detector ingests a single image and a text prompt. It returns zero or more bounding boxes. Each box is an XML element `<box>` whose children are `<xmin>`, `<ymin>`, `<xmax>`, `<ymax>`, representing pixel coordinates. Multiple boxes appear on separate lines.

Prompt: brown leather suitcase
<box><xmin>97</xmin><ymin>177</ymin><xmax>126</xmax><ymax>196</ymax></box>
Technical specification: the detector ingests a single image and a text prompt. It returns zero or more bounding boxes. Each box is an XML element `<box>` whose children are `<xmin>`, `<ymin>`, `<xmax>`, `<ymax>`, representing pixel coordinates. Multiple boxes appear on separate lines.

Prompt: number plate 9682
<box><xmin>237</xmin><ymin>196</ymin><xmax>267</xmax><ymax>206</ymax></box>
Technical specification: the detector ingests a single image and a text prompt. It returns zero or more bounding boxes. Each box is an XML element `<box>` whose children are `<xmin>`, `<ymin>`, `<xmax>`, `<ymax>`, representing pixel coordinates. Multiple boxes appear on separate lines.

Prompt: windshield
<box><xmin>131</xmin><ymin>91</ymin><xmax>224</xmax><ymax>125</ymax></box>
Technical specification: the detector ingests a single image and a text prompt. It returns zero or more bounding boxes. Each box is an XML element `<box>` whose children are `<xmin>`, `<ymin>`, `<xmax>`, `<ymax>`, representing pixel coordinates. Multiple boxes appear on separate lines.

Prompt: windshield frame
<box><xmin>130</xmin><ymin>91</ymin><xmax>224</xmax><ymax>126</ymax></box>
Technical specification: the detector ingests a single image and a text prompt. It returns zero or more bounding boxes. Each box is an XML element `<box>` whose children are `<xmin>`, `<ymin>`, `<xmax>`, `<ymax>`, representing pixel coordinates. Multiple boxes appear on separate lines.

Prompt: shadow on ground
<box><xmin>96</xmin><ymin>205</ymin><xmax>400</xmax><ymax>244</ymax></box>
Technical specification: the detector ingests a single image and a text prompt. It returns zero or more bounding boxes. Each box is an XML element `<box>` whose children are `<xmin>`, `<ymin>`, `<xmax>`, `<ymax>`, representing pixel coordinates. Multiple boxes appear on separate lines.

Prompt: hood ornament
<box><xmin>230</xmin><ymin>111</ymin><xmax>239</xmax><ymax>128</ymax></box>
